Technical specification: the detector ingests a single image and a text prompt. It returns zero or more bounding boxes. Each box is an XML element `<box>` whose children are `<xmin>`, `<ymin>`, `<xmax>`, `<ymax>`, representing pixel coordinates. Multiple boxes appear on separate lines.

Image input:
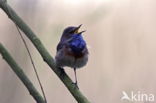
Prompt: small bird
<box><xmin>55</xmin><ymin>24</ymin><xmax>89</xmax><ymax>88</ymax></box>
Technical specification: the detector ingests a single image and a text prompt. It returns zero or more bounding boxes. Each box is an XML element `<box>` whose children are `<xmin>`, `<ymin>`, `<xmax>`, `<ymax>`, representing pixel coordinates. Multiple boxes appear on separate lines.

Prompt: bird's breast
<box><xmin>55</xmin><ymin>45</ymin><xmax>88</xmax><ymax>68</ymax></box>
<box><xmin>65</xmin><ymin>45</ymin><xmax>87</xmax><ymax>59</ymax></box>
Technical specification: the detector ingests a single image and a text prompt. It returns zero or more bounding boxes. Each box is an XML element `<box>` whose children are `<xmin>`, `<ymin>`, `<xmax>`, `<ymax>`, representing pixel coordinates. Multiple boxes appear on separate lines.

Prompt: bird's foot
<box><xmin>72</xmin><ymin>82</ymin><xmax>79</xmax><ymax>89</ymax></box>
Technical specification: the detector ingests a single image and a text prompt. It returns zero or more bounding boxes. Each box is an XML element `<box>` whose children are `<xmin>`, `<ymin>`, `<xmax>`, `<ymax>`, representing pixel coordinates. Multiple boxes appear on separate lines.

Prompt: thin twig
<box><xmin>15</xmin><ymin>25</ymin><xmax>47</xmax><ymax>103</ymax></box>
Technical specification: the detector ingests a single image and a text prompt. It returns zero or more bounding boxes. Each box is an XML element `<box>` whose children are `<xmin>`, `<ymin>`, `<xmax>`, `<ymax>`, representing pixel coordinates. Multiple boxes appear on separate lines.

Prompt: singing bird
<box><xmin>55</xmin><ymin>24</ymin><xmax>89</xmax><ymax>87</ymax></box>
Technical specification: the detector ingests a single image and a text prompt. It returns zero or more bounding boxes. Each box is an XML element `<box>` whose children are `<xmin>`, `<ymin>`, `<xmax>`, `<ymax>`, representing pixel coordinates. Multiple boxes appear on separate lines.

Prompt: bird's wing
<box><xmin>56</xmin><ymin>42</ymin><xmax>64</xmax><ymax>51</ymax></box>
<box><xmin>57</xmin><ymin>38</ymin><xmax>73</xmax><ymax>51</ymax></box>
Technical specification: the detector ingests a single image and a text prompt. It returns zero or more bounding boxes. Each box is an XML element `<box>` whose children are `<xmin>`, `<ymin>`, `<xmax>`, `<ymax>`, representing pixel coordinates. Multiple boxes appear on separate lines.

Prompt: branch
<box><xmin>0</xmin><ymin>1</ymin><xmax>91</xmax><ymax>103</ymax></box>
<box><xmin>0</xmin><ymin>43</ymin><xmax>45</xmax><ymax>103</ymax></box>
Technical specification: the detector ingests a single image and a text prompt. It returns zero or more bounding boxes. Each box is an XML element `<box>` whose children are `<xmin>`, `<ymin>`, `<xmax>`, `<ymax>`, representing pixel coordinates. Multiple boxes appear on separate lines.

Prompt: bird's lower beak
<box><xmin>77</xmin><ymin>30</ymin><xmax>86</xmax><ymax>35</ymax></box>
<box><xmin>74</xmin><ymin>24</ymin><xmax>86</xmax><ymax>34</ymax></box>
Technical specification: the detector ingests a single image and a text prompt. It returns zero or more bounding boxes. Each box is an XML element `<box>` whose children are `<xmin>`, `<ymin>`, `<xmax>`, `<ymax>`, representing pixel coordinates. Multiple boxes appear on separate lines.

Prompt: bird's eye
<box><xmin>69</xmin><ymin>30</ymin><xmax>74</xmax><ymax>33</ymax></box>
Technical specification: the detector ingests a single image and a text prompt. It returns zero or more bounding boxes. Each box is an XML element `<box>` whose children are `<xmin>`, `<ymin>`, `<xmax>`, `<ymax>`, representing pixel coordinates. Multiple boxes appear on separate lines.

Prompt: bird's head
<box><xmin>61</xmin><ymin>24</ymin><xmax>85</xmax><ymax>41</ymax></box>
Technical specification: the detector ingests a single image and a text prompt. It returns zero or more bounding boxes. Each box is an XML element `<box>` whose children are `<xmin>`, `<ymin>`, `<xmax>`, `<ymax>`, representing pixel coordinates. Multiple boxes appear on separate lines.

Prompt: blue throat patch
<box><xmin>69</xmin><ymin>34</ymin><xmax>86</xmax><ymax>54</ymax></box>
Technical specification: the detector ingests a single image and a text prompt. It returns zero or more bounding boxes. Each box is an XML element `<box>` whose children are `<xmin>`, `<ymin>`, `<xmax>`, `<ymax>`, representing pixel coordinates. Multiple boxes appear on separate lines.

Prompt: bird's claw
<box><xmin>72</xmin><ymin>82</ymin><xmax>79</xmax><ymax>89</ymax></box>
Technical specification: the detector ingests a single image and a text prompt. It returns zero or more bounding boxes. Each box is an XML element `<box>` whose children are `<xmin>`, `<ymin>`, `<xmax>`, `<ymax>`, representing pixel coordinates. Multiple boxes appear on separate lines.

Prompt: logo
<box><xmin>121</xmin><ymin>91</ymin><xmax>154</xmax><ymax>102</ymax></box>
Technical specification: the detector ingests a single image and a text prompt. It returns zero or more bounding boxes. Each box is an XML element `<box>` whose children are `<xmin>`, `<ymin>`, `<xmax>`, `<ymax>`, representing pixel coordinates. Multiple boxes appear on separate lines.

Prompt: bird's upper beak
<box><xmin>74</xmin><ymin>24</ymin><xmax>86</xmax><ymax>34</ymax></box>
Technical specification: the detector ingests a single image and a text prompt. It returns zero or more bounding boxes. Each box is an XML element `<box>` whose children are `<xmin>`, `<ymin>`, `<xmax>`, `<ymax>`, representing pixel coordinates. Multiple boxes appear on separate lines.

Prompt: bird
<box><xmin>55</xmin><ymin>24</ymin><xmax>89</xmax><ymax>88</ymax></box>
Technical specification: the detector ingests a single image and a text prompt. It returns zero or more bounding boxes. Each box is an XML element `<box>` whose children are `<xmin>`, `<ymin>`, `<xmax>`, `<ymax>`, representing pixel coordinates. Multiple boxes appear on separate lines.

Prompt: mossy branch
<box><xmin>0</xmin><ymin>1</ymin><xmax>91</xmax><ymax>103</ymax></box>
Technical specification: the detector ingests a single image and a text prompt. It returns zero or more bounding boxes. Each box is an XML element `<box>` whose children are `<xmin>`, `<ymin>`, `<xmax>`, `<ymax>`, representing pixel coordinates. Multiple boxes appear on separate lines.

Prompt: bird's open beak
<box><xmin>77</xmin><ymin>30</ymin><xmax>86</xmax><ymax>35</ymax></box>
<box><xmin>74</xmin><ymin>24</ymin><xmax>86</xmax><ymax>34</ymax></box>
<box><xmin>74</xmin><ymin>24</ymin><xmax>82</xmax><ymax>33</ymax></box>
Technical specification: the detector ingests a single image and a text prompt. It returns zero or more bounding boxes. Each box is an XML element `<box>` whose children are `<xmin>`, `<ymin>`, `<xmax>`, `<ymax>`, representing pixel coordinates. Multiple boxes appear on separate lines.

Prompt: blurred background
<box><xmin>0</xmin><ymin>0</ymin><xmax>156</xmax><ymax>103</ymax></box>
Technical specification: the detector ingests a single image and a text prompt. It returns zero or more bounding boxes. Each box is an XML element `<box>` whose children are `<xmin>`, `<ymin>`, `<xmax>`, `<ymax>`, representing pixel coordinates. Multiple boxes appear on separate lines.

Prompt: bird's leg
<box><xmin>73</xmin><ymin>67</ymin><xmax>79</xmax><ymax>89</ymax></box>
<box><xmin>74</xmin><ymin>68</ymin><xmax>78</xmax><ymax>85</ymax></box>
